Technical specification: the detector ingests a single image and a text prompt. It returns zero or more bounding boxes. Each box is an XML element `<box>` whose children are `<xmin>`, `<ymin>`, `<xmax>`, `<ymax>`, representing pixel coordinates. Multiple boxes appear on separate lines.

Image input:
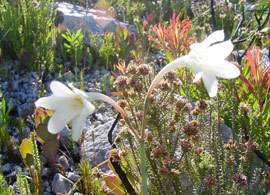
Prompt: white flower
<box><xmin>147</xmin><ymin>30</ymin><xmax>240</xmax><ymax>98</ymax></box>
<box><xmin>186</xmin><ymin>30</ymin><xmax>240</xmax><ymax>97</ymax></box>
<box><xmin>35</xmin><ymin>81</ymin><xmax>95</xmax><ymax>141</ymax></box>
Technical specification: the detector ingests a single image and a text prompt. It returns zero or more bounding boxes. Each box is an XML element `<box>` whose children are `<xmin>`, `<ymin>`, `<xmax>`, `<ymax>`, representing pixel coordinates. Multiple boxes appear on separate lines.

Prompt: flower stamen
<box><xmin>73</xmin><ymin>97</ymin><xmax>83</xmax><ymax>107</ymax></box>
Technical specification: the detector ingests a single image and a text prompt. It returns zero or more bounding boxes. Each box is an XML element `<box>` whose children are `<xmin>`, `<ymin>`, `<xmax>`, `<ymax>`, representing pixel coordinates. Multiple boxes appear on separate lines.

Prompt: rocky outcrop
<box><xmin>53</xmin><ymin>2</ymin><xmax>136</xmax><ymax>36</ymax></box>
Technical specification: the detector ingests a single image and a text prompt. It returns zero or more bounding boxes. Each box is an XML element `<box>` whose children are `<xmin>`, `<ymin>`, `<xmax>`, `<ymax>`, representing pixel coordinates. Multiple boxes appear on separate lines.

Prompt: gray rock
<box><xmin>60</xmin><ymin>126</ymin><xmax>71</xmax><ymax>146</ymax></box>
<box><xmin>43</xmin><ymin>181</ymin><xmax>49</xmax><ymax>188</ymax></box>
<box><xmin>53</xmin><ymin>2</ymin><xmax>103</xmax><ymax>37</ymax></box>
<box><xmin>52</xmin><ymin>173</ymin><xmax>74</xmax><ymax>194</ymax></box>
<box><xmin>5</xmin><ymin>171</ymin><xmax>17</xmax><ymax>179</ymax></box>
<box><xmin>1</xmin><ymin>163</ymin><xmax>11</xmax><ymax>173</ymax></box>
<box><xmin>81</xmin><ymin>119</ymin><xmax>118</xmax><ymax>173</ymax></box>
<box><xmin>67</xmin><ymin>172</ymin><xmax>80</xmax><ymax>182</ymax></box>
<box><xmin>53</xmin><ymin>2</ymin><xmax>135</xmax><ymax>40</ymax></box>
<box><xmin>46</xmin><ymin>185</ymin><xmax>52</xmax><ymax>193</ymax></box>
<box><xmin>42</xmin><ymin>167</ymin><xmax>50</xmax><ymax>177</ymax></box>
<box><xmin>59</xmin><ymin>155</ymin><xmax>69</xmax><ymax>171</ymax></box>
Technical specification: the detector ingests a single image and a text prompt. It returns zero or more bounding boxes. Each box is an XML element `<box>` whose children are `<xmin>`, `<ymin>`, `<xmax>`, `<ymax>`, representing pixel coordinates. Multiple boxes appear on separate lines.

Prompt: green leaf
<box><xmin>74</xmin><ymin>29</ymin><xmax>82</xmax><ymax>39</ymax></box>
<box><xmin>25</xmin><ymin>153</ymin><xmax>34</xmax><ymax>168</ymax></box>
<box><xmin>103</xmin><ymin>175</ymin><xmax>125</xmax><ymax>195</ymax></box>
<box><xmin>20</xmin><ymin>139</ymin><xmax>34</xmax><ymax>168</ymax></box>
<box><xmin>35</xmin><ymin>123</ymin><xmax>58</xmax><ymax>144</ymax></box>
<box><xmin>20</xmin><ymin>139</ymin><xmax>33</xmax><ymax>159</ymax></box>
<box><xmin>34</xmin><ymin>108</ymin><xmax>48</xmax><ymax>128</ymax></box>
<box><xmin>64</xmin><ymin>43</ymin><xmax>72</xmax><ymax>49</ymax></box>
<box><xmin>42</xmin><ymin>138</ymin><xmax>59</xmax><ymax>164</ymax></box>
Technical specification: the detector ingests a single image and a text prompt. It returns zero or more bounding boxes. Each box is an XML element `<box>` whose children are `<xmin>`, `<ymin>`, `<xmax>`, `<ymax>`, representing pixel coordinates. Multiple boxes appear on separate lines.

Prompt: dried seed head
<box><xmin>126</xmin><ymin>65</ymin><xmax>137</xmax><ymax>75</ymax></box>
<box><xmin>205</xmin><ymin>177</ymin><xmax>216</xmax><ymax>186</ymax></box>
<box><xmin>127</xmin><ymin>90</ymin><xmax>135</xmax><ymax>98</ymax></box>
<box><xmin>110</xmin><ymin>149</ymin><xmax>120</xmax><ymax>161</ymax></box>
<box><xmin>149</xmin><ymin>95</ymin><xmax>155</xmax><ymax>104</ymax></box>
<box><xmin>162</xmin><ymin>157</ymin><xmax>169</xmax><ymax>165</ymax></box>
<box><xmin>239</xmin><ymin>102</ymin><xmax>249</xmax><ymax>116</ymax></box>
<box><xmin>230</xmin><ymin>155</ymin><xmax>236</xmax><ymax>165</ymax></box>
<box><xmin>117</xmin><ymin>99</ymin><xmax>128</xmax><ymax>109</ymax></box>
<box><xmin>92</xmin><ymin>167</ymin><xmax>102</xmax><ymax>178</ymax></box>
<box><xmin>240</xmin><ymin>156</ymin><xmax>247</xmax><ymax>163</ymax></box>
<box><xmin>158</xmin><ymin>167</ymin><xmax>169</xmax><ymax>175</ymax></box>
<box><xmin>246</xmin><ymin>141</ymin><xmax>259</xmax><ymax>151</ymax></box>
<box><xmin>224</xmin><ymin>139</ymin><xmax>233</xmax><ymax>150</ymax></box>
<box><xmin>175</xmin><ymin>99</ymin><xmax>188</xmax><ymax>110</ymax></box>
<box><xmin>134</xmin><ymin>82</ymin><xmax>143</xmax><ymax>91</ymax></box>
<box><xmin>158</xmin><ymin>80</ymin><xmax>170</xmax><ymax>91</ymax></box>
<box><xmin>180</xmin><ymin>139</ymin><xmax>193</xmax><ymax>152</ymax></box>
<box><xmin>136</xmin><ymin>111</ymin><xmax>143</xmax><ymax>120</ymax></box>
<box><xmin>232</xmin><ymin>174</ymin><xmax>248</xmax><ymax>188</ymax></box>
<box><xmin>145</xmin><ymin>131</ymin><xmax>153</xmax><ymax>142</ymax></box>
<box><xmin>114</xmin><ymin>134</ymin><xmax>122</xmax><ymax>143</ymax></box>
<box><xmin>264</xmin><ymin>180</ymin><xmax>270</xmax><ymax>187</ymax></box>
<box><xmin>195</xmin><ymin>147</ymin><xmax>204</xmax><ymax>155</ymax></box>
<box><xmin>169</xmin><ymin>125</ymin><xmax>177</xmax><ymax>132</ymax></box>
<box><xmin>120</xmin><ymin>150</ymin><xmax>128</xmax><ymax>157</ymax></box>
<box><xmin>263</xmin><ymin>171</ymin><xmax>270</xmax><ymax>179</ymax></box>
<box><xmin>127</xmin><ymin>77</ymin><xmax>138</xmax><ymax>88</ymax></box>
<box><xmin>123</xmin><ymin>90</ymin><xmax>129</xmax><ymax>98</ymax></box>
<box><xmin>171</xmin><ymin>169</ymin><xmax>180</xmax><ymax>176</ymax></box>
<box><xmin>191</xmin><ymin>107</ymin><xmax>200</xmax><ymax>116</ymax></box>
<box><xmin>196</xmin><ymin>99</ymin><xmax>208</xmax><ymax>111</ymax></box>
<box><xmin>184</xmin><ymin>103</ymin><xmax>192</xmax><ymax>112</ymax></box>
<box><xmin>168</xmin><ymin>120</ymin><xmax>176</xmax><ymax>126</ymax></box>
<box><xmin>160</xmin><ymin>102</ymin><xmax>168</xmax><ymax>110</ymax></box>
<box><xmin>165</xmin><ymin>71</ymin><xmax>178</xmax><ymax>81</ymax></box>
<box><xmin>100</xmin><ymin>186</ymin><xmax>110</xmax><ymax>193</ymax></box>
<box><xmin>151</xmin><ymin>145</ymin><xmax>168</xmax><ymax>159</ymax></box>
<box><xmin>137</xmin><ymin>64</ymin><xmax>150</xmax><ymax>76</ymax></box>
<box><xmin>120</xmin><ymin>119</ymin><xmax>125</xmax><ymax>125</ymax></box>
<box><xmin>172</xmin><ymin>79</ymin><xmax>182</xmax><ymax>87</ymax></box>
<box><xmin>191</xmin><ymin>133</ymin><xmax>201</xmax><ymax>141</ymax></box>
<box><xmin>182</xmin><ymin>120</ymin><xmax>200</xmax><ymax>137</ymax></box>
<box><xmin>114</xmin><ymin>76</ymin><xmax>128</xmax><ymax>88</ymax></box>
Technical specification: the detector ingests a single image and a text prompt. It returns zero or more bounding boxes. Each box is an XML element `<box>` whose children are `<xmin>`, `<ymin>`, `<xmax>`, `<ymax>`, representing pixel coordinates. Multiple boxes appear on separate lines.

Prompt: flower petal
<box><xmin>50</xmin><ymin>81</ymin><xmax>74</xmax><ymax>97</ymax></box>
<box><xmin>71</xmin><ymin>114</ymin><xmax>88</xmax><ymax>141</ymax></box>
<box><xmin>201</xmin><ymin>30</ymin><xmax>225</xmax><ymax>48</ymax></box>
<box><xmin>35</xmin><ymin>95</ymin><xmax>71</xmax><ymax>110</ymax></box>
<box><xmin>81</xmin><ymin>97</ymin><xmax>95</xmax><ymax>115</ymax></box>
<box><xmin>206</xmin><ymin>40</ymin><xmax>233</xmax><ymax>60</ymax></box>
<box><xmin>47</xmin><ymin>107</ymin><xmax>80</xmax><ymax>134</ymax></box>
<box><xmin>202</xmin><ymin>73</ymin><xmax>219</xmax><ymax>97</ymax></box>
<box><xmin>193</xmin><ymin>71</ymin><xmax>203</xmax><ymax>83</ymax></box>
<box><xmin>68</xmin><ymin>83</ymin><xmax>89</xmax><ymax>98</ymax></box>
<box><xmin>203</xmin><ymin>60</ymin><xmax>240</xmax><ymax>79</ymax></box>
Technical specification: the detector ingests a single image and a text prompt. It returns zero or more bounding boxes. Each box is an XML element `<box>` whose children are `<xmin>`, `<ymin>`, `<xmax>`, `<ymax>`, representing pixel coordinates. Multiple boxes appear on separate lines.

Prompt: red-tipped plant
<box><xmin>147</xmin><ymin>12</ymin><xmax>191</xmax><ymax>62</ymax></box>
<box><xmin>237</xmin><ymin>44</ymin><xmax>270</xmax><ymax>152</ymax></box>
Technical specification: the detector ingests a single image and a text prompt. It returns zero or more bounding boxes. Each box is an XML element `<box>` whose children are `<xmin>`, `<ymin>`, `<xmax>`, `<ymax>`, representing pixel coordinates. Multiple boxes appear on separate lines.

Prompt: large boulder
<box><xmin>53</xmin><ymin>2</ymin><xmax>136</xmax><ymax>36</ymax></box>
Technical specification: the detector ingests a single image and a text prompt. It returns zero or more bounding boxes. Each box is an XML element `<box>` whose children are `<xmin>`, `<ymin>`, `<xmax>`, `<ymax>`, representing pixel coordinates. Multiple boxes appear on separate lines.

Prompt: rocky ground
<box><xmin>0</xmin><ymin>62</ymin><xmax>120</xmax><ymax>194</ymax></box>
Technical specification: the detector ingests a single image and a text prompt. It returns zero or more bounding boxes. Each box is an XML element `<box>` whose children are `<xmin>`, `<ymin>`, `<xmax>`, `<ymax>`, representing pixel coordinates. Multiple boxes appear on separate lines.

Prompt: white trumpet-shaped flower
<box><xmin>35</xmin><ymin>81</ymin><xmax>95</xmax><ymax>141</ymax></box>
<box><xmin>147</xmin><ymin>30</ymin><xmax>240</xmax><ymax>98</ymax></box>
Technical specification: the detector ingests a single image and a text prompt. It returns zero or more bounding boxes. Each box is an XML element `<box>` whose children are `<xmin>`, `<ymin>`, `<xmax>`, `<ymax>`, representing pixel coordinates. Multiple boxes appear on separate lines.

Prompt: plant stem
<box><xmin>140</xmin><ymin>141</ymin><xmax>148</xmax><ymax>195</ymax></box>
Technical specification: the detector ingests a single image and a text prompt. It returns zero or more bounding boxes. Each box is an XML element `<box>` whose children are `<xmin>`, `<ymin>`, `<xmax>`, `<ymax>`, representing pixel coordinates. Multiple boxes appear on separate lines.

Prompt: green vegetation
<box><xmin>0</xmin><ymin>0</ymin><xmax>269</xmax><ymax>194</ymax></box>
